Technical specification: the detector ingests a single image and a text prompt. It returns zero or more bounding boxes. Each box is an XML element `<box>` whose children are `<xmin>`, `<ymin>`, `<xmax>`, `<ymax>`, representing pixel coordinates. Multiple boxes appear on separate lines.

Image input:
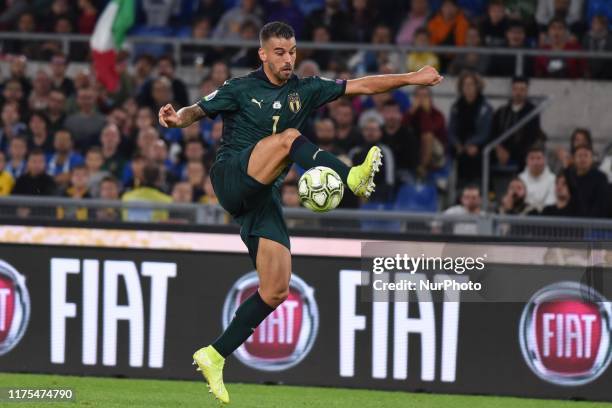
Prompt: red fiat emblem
<box><xmin>0</xmin><ymin>260</ymin><xmax>30</xmax><ymax>356</ymax></box>
<box><xmin>519</xmin><ymin>282</ymin><xmax>612</xmax><ymax>386</ymax></box>
<box><xmin>222</xmin><ymin>272</ymin><xmax>319</xmax><ymax>371</ymax></box>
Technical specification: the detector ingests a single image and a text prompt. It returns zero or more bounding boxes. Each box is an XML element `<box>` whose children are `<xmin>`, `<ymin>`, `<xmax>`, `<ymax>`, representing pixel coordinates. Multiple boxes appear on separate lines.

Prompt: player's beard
<box><xmin>269</xmin><ymin>61</ymin><xmax>293</xmax><ymax>82</ymax></box>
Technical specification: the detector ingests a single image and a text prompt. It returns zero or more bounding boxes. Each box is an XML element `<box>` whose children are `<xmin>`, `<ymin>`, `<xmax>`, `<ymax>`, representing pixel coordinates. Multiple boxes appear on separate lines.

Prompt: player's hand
<box><xmin>415</xmin><ymin>66</ymin><xmax>443</xmax><ymax>86</ymax></box>
<box><xmin>159</xmin><ymin>104</ymin><xmax>180</xmax><ymax>128</ymax></box>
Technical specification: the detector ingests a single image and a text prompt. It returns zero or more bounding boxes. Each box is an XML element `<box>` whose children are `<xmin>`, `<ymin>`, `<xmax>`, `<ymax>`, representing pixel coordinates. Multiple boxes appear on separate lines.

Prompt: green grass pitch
<box><xmin>0</xmin><ymin>373</ymin><xmax>611</xmax><ymax>408</ymax></box>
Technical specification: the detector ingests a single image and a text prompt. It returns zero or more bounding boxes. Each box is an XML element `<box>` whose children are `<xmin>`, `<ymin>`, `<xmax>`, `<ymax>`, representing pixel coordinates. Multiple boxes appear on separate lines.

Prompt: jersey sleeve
<box><xmin>309</xmin><ymin>76</ymin><xmax>347</xmax><ymax>108</ymax></box>
<box><xmin>196</xmin><ymin>81</ymin><xmax>239</xmax><ymax>119</ymax></box>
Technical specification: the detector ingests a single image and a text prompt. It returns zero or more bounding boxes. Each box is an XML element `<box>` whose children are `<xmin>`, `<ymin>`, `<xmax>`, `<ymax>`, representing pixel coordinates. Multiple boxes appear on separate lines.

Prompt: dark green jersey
<box><xmin>197</xmin><ymin>67</ymin><xmax>346</xmax><ymax>165</ymax></box>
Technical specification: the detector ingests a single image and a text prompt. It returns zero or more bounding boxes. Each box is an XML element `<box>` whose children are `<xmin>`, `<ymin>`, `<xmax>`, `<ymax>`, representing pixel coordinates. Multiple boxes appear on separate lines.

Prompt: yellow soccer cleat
<box><xmin>347</xmin><ymin>146</ymin><xmax>383</xmax><ymax>198</ymax></box>
<box><xmin>193</xmin><ymin>345</ymin><xmax>230</xmax><ymax>404</ymax></box>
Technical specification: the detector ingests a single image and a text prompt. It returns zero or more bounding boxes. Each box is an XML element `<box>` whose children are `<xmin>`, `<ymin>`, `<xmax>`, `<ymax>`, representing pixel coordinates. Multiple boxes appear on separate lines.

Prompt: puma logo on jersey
<box><xmin>313</xmin><ymin>148</ymin><xmax>324</xmax><ymax>160</ymax></box>
<box><xmin>251</xmin><ymin>98</ymin><xmax>263</xmax><ymax>108</ymax></box>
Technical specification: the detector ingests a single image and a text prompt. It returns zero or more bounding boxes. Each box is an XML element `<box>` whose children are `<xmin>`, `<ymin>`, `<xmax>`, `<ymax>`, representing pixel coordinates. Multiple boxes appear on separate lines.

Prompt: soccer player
<box><xmin>159</xmin><ymin>22</ymin><xmax>442</xmax><ymax>404</ymax></box>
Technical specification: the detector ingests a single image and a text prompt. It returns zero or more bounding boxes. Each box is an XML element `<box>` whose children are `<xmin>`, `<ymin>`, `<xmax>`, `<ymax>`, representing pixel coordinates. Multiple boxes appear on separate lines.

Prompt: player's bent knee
<box><xmin>260</xmin><ymin>287</ymin><xmax>289</xmax><ymax>307</ymax></box>
<box><xmin>278</xmin><ymin>128</ymin><xmax>301</xmax><ymax>152</ymax></box>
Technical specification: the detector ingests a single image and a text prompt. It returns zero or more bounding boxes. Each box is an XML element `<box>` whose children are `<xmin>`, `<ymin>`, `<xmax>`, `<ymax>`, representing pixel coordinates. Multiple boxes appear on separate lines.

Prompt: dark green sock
<box><xmin>289</xmin><ymin>135</ymin><xmax>350</xmax><ymax>183</ymax></box>
<box><xmin>212</xmin><ymin>290</ymin><xmax>275</xmax><ymax>358</ymax></box>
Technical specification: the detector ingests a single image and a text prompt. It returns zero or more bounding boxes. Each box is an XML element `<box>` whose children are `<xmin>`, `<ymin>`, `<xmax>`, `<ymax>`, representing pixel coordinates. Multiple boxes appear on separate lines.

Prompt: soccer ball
<box><xmin>298</xmin><ymin>166</ymin><xmax>344</xmax><ymax>212</ymax></box>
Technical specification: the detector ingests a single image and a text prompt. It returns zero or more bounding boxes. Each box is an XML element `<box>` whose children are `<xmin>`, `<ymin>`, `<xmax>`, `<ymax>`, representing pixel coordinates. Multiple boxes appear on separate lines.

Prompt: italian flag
<box><xmin>90</xmin><ymin>0</ymin><xmax>134</xmax><ymax>92</ymax></box>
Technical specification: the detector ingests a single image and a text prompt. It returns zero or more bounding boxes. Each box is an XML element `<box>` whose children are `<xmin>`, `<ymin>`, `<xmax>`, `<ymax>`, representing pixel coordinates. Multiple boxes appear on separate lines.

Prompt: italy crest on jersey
<box><xmin>288</xmin><ymin>92</ymin><xmax>301</xmax><ymax>113</ymax></box>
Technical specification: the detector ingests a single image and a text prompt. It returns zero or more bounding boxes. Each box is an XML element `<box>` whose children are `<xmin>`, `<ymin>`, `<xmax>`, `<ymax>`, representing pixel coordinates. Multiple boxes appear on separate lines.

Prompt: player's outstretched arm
<box><xmin>158</xmin><ymin>103</ymin><xmax>207</xmax><ymax>128</ymax></box>
<box><xmin>345</xmin><ymin>65</ymin><xmax>443</xmax><ymax>96</ymax></box>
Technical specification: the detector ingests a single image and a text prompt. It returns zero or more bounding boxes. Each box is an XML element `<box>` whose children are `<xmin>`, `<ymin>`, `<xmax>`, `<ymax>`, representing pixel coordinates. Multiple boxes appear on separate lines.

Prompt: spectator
<box><xmin>404</xmin><ymin>86</ymin><xmax>448</xmax><ymax>173</ymax></box>
<box><xmin>347</xmin><ymin>0</ymin><xmax>377</xmax><ymax>43</ymax></box>
<box><xmin>381</xmin><ymin>100</ymin><xmax>420</xmax><ymax>177</ymax></box>
<box><xmin>199</xmin><ymin>174</ymin><xmax>219</xmax><ymax>206</ymax></box>
<box><xmin>185</xmin><ymin>160</ymin><xmax>206</xmax><ymax>199</ymax></box>
<box><xmin>141</xmin><ymin>0</ymin><xmax>179</xmax><ymax>28</ymax></box>
<box><xmin>449</xmin><ymin>72</ymin><xmax>493</xmax><ymax>188</ymax></box>
<box><xmin>122</xmin><ymin>165</ymin><xmax>172</xmax><ymax>222</ymax></box>
<box><xmin>195</xmin><ymin>0</ymin><xmax>224</xmax><ymax>27</ymax></box>
<box><xmin>212</xmin><ymin>0</ymin><xmax>263</xmax><ymax>40</ymax></box>
<box><xmin>488</xmin><ymin>20</ymin><xmax>533</xmax><ymax>77</ymax></box>
<box><xmin>123</xmin><ymin>153</ymin><xmax>146</xmax><ymax>190</ymax></box>
<box><xmin>46</xmin><ymin>90</ymin><xmax>67</xmax><ymax>135</ymax></box>
<box><xmin>314</xmin><ymin>118</ymin><xmax>343</xmax><ymax>155</ymax></box>
<box><xmin>1</xmin><ymin>79</ymin><xmax>26</xmax><ymax>118</ymax></box>
<box><xmin>554</xmin><ymin>127</ymin><xmax>594</xmax><ymax>170</ymax></box>
<box><xmin>480</xmin><ymin>0</ymin><xmax>509</xmax><ymax>47</ymax></box>
<box><xmin>308</xmin><ymin>25</ymin><xmax>336</xmax><ymax>71</ymax></box>
<box><xmin>5</xmin><ymin>136</ymin><xmax>28</xmax><ymax>179</ymax></box>
<box><xmin>5</xmin><ymin>55</ymin><xmax>31</xmax><ymax>99</ymax></box>
<box><xmin>281</xmin><ymin>182</ymin><xmax>300</xmax><ymax>207</ymax></box>
<box><xmin>296</xmin><ymin>60</ymin><xmax>321</xmax><ymax>78</ymax></box>
<box><xmin>77</xmin><ymin>0</ymin><xmax>97</xmax><ymax>34</ymax></box>
<box><xmin>449</xmin><ymin>25</ymin><xmax>490</xmax><ymax>75</ymax></box>
<box><xmin>5</xmin><ymin>12</ymin><xmax>40</xmax><ymax>58</ymax></box>
<box><xmin>353</xmin><ymin>24</ymin><xmax>400</xmax><ymax>74</ymax></box>
<box><xmin>28</xmin><ymin>70</ymin><xmax>52</xmax><ymax>112</ymax></box>
<box><xmin>498</xmin><ymin>177</ymin><xmax>535</xmax><ymax>215</ymax></box>
<box><xmin>563</xmin><ymin>145</ymin><xmax>609</xmax><ymax>217</ymax></box>
<box><xmin>348</xmin><ymin>117</ymin><xmax>395</xmax><ymax>202</ymax></box>
<box><xmin>172</xmin><ymin>181</ymin><xmax>194</xmax><ymax>203</ymax></box>
<box><xmin>305</xmin><ymin>0</ymin><xmax>352</xmax><ymax>42</ymax></box>
<box><xmin>583</xmin><ymin>15</ymin><xmax>612</xmax><ymax>79</ymax></box>
<box><xmin>519</xmin><ymin>146</ymin><xmax>556</xmax><ymax>211</ymax></box>
<box><xmin>99</xmin><ymin>124</ymin><xmax>127</xmax><ymax>178</ymax></box>
<box><xmin>536</xmin><ymin>0</ymin><xmax>584</xmax><ymax>34</ymax></box>
<box><xmin>49</xmin><ymin>54</ymin><xmax>76</xmax><ymax>96</ymax></box>
<box><xmin>0</xmin><ymin>151</ymin><xmax>15</xmax><ymax>195</ymax></box>
<box><xmin>504</xmin><ymin>0</ymin><xmax>537</xmax><ymax>22</ymax></box>
<box><xmin>267</xmin><ymin>0</ymin><xmax>304</xmax><ymax>40</ymax></box>
<box><xmin>535</xmin><ymin>18</ymin><xmax>586</xmax><ymax>78</ymax></box>
<box><xmin>84</xmin><ymin>146</ymin><xmax>110</xmax><ymax>198</ymax></box>
<box><xmin>95</xmin><ymin>176</ymin><xmax>121</xmax><ymax>221</ymax></box>
<box><xmin>47</xmin><ymin>129</ymin><xmax>85</xmax><ymax>189</ymax></box>
<box><xmin>57</xmin><ymin>165</ymin><xmax>91</xmax><ymax>220</ymax></box>
<box><xmin>12</xmin><ymin>148</ymin><xmax>56</xmax><ymax>196</ymax></box>
<box><xmin>27</xmin><ymin>112</ymin><xmax>53</xmax><ymax>154</ymax></box>
<box><xmin>540</xmin><ymin>172</ymin><xmax>577</xmax><ymax>216</ymax></box>
<box><xmin>491</xmin><ymin>76</ymin><xmax>544</xmax><ymax>170</ymax></box>
<box><xmin>444</xmin><ymin>184</ymin><xmax>483</xmax><ymax>235</ymax></box>
<box><xmin>133</xmin><ymin>54</ymin><xmax>156</xmax><ymax>93</ymax></box>
<box><xmin>0</xmin><ymin>102</ymin><xmax>27</xmax><ymax>153</ymax></box>
<box><xmin>407</xmin><ymin>28</ymin><xmax>440</xmax><ymax>73</ymax></box>
<box><xmin>396</xmin><ymin>0</ymin><xmax>430</xmax><ymax>46</ymax></box>
<box><xmin>142</xmin><ymin>56</ymin><xmax>189</xmax><ymax>108</ymax></box>
<box><xmin>444</xmin><ymin>184</ymin><xmax>482</xmax><ymax>215</ymax></box>
<box><xmin>427</xmin><ymin>0</ymin><xmax>469</xmax><ymax>47</ymax></box>
<box><xmin>330</xmin><ymin>98</ymin><xmax>362</xmax><ymax>152</ymax></box>
<box><xmin>63</xmin><ymin>87</ymin><xmax>107</xmax><ymax>152</ymax></box>
<box><xmin>229</xmin><ymin>20</ymin><xmax>261</xmax><ymax>69</ymax></box>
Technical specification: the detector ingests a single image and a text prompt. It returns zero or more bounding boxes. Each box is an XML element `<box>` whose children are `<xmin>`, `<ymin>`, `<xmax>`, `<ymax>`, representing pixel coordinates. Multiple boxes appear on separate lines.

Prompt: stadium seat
<box><xmin>359</xmin><ymin>201</ymin><xmax>401</xmax><ymax>232</ymax></box>
<box><xmin>393</xmin><ymin>182</ymin><xmax>439</xmax><ymax>213</ymax></box>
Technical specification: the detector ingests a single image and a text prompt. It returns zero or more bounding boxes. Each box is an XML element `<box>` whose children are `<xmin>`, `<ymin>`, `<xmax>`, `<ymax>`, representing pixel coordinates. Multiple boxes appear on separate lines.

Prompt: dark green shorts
<box><xmin>210</xmin><ymin>145</ymin><xmax>290</xmax><ymax>267</ymax></box>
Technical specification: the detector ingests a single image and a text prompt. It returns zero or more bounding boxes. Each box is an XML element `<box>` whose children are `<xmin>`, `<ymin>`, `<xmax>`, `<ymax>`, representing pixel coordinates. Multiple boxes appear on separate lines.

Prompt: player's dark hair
<box><xmin>259</xmin><ymin>21</ymin><xmax>295</xmax><ymax>44</ymax></box>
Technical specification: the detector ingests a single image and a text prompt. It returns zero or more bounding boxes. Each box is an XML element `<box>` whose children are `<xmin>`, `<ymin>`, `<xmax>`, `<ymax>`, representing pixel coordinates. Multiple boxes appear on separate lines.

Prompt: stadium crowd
<box><xmin>0</xmin><ymin>0</ymin><xmax>611</xmax><ymax>223</ymax></box>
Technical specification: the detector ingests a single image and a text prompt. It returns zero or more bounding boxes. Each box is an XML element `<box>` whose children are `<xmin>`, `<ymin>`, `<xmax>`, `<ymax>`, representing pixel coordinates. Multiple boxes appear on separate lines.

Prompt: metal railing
<box><xmin>481</xmin><ymin>96</ymin><xmax>554</xmax><ymax>213</ymax></box>
<box><xmin>1</xmin><ymin>195</ymin><xmax>611</xmax><ymax>240</ymax></box>
<box><xmin>2</xmin><ymin>32</ymin><xmax>612</xmax><ymax>76</ymax></box>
